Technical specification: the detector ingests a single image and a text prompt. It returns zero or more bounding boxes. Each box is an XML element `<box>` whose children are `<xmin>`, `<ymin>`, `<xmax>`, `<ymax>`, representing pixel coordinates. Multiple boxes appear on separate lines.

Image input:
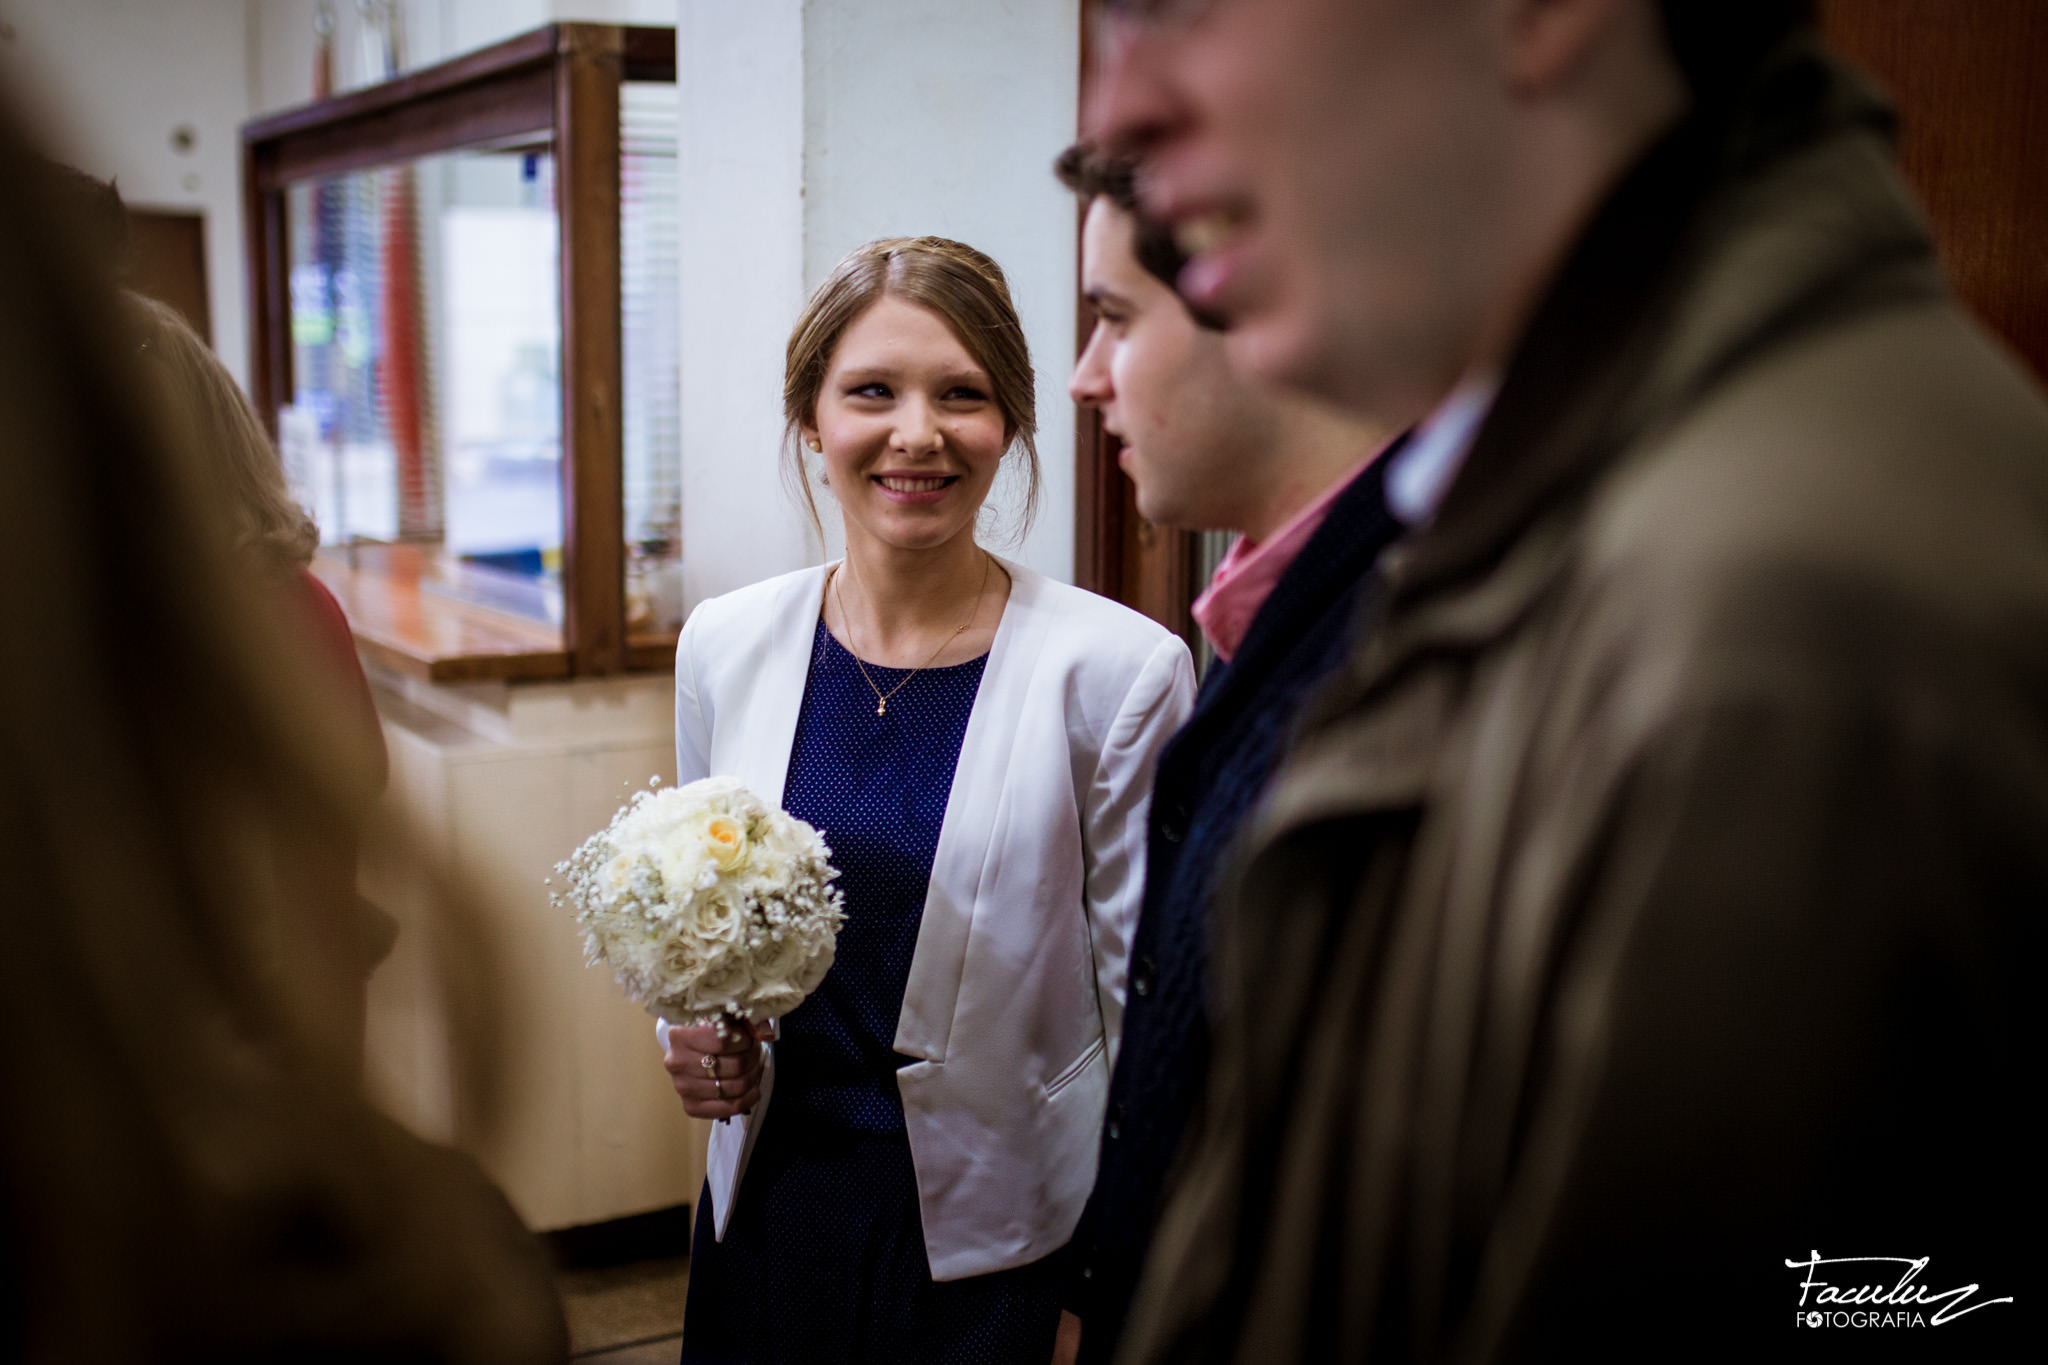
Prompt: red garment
<box><xmin>283</xmin><ymin>569</ymin><xmax>395</xmax><ymax>1067</ymax></box>
<box><xmin>1191</xmin><ymin>444</ymin><xmax>1388</xmax><ymax>663</ymax></box>
<box><xmin>293</xmin><ymin>568</ymin><xmax>387</xmax><ymax>797</ymax></box>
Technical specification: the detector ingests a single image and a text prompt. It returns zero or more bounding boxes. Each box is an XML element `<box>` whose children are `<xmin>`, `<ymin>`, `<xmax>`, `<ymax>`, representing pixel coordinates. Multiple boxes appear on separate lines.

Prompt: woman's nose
<box><xmin>893</xmin><ymin>396</ymin><xmax>943</xmax><ymax>452</ymax></box>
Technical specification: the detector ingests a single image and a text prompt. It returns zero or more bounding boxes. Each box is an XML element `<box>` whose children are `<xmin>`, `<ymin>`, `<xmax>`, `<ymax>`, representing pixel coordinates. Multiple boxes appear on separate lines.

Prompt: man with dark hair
<box><xmin>1052</xmin><ymin>143</ymin><xmax>1410</xmax><ymax>1365</ymax></box>
<box><xmin>1092</xmin><ymin>0</ymin><xmax>2041</xmax><ymax>1359</ymax></box>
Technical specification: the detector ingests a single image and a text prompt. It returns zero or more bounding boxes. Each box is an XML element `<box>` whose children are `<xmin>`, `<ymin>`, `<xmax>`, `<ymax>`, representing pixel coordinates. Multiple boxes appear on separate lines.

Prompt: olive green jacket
<box><xmin>1123</xmin><ymin>49</ymin><xmax>2045</xmax><ymax>1364</ymax></box>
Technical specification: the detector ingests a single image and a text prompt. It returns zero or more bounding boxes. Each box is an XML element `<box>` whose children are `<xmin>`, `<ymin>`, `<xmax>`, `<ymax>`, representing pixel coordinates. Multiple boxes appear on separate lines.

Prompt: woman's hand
<box><xmin>662</xmin><ymin>1017</ymin><xmax>773</xmax><ymax>1121</ymax></box>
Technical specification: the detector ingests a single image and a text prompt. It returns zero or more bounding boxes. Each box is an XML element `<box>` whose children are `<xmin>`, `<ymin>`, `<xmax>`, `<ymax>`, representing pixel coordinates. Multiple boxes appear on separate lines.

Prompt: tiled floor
<box><xmin>559</xmin><ymin>1252</ymin><xmax>689</xmax><ymax>1362</ymax></box>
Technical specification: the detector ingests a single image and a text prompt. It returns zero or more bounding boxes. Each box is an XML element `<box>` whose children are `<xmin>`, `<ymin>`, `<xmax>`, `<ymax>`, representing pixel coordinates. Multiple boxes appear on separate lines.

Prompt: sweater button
<box><xmin>1131</xmin><ymin>956</ymin><xmax>1156</xmax><ymax>998</ymax></box>
<box><xmin>1106</xmin><ymin>1103</ymin><xmax>1124</xmax><ymax>1141</ymax></box>
<box><xmin>1158</xmin><ymin>802</ymin><xmax>1189</xmax><ymax>843</ymax></box>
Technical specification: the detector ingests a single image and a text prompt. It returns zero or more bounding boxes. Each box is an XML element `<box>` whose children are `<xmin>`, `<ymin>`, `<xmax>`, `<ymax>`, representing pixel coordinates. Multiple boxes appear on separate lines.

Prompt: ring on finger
<box><xmin>700</xmin><ymin>1054</ymin><xmax>718</xmax><ymax>1074</ymax></box>
<box><xmin>713</xmin><ymin>1076</ymin><xmax>725</xmax><ymax>1098</ymax></box>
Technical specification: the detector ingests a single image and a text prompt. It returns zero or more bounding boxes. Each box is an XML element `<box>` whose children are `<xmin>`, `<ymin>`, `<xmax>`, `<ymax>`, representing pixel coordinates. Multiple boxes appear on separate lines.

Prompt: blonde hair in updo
<box><xmin>131</xmin><ymin>292</ymin><xmax>320</xmax><ymax>572</ymax></box>
<box><xmin>782</xmin><ymin>236</ymin><xmax>1040</xmax><ymax>542</ymax></box>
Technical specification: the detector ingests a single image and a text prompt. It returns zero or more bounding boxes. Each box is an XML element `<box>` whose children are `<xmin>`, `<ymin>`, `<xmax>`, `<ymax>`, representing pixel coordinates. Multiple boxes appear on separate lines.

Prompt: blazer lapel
<box><xmin>731</xmin><ymin>565</ymin><xmax>828</xmax><ymax>809</ymax></box>
<box><xmin>894</xmin><ymin>556</ymin><xmax>1050</xmax><ymax>1064</ymax></box>
<box><xmin>707</xmin><ymin>563</ymin><xmax>824</xmax><ymax>1240</ymax></box>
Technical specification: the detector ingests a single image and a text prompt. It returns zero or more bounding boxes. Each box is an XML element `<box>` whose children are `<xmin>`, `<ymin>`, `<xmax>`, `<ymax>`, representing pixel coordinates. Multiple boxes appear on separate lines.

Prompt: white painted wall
<box><xmin>678</xmin><ymin>0</ymin><xmax>1082</xmax><ymax>605</ymax></box>
<box><xmin>674</xmin><ymin>0</ymin><xmax>812</xmax><ymax>607</ymax></box>
<box><xmin>803</xmin><ymin>0</ymin><xmax>1081</xmax><ymax>584</ymax></box>
<box><xmin>1</xmin><ymin>0</ymin><xmax>255</xmax><ymax>388</ymax></box>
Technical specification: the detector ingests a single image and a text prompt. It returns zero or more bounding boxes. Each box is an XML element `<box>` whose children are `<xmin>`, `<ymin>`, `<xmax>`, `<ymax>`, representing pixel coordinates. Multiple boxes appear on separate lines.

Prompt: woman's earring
<box><xmin>807</xmin><ymin>438</ymin><xmax>822</xmax><ymax>453</ymax></box>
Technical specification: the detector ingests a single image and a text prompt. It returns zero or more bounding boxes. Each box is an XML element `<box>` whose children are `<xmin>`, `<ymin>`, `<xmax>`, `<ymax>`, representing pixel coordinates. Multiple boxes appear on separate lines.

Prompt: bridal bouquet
<box><xmin>553</xmin><ymin>776</ymin><xmax>845</xmax><ymax>1024</ymax></box>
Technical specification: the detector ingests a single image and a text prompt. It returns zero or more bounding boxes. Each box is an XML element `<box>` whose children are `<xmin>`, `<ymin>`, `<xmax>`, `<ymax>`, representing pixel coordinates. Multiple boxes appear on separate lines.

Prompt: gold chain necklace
<box><xmin>833</xmin><ymin>552</ymin><xmax>991</xmax><ymax>716</ymax></box>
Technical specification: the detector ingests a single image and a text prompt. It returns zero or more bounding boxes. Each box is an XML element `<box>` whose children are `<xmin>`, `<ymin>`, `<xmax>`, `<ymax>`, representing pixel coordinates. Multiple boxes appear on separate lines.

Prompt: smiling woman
<box><xmin>783</xmin><ymin>236</ymin><xmax>1041</xmax><ymax>551</ymax></box>
<box><xmin>658</xmin><ymin>236</ymin><xmax>1195</xmax><ymax>1363</ymax></box>
<box><xmin>809</xmin><ymin>297</ymin><xmax>1010</xmax><ymax>567</ymax></box>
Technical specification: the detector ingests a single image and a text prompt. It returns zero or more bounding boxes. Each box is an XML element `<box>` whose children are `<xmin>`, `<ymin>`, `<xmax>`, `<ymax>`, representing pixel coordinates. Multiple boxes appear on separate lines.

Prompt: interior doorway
<box><xmin>125</xmin><ymin>207</ymin><xmax>211</xmax><ymax>345</ymax></box>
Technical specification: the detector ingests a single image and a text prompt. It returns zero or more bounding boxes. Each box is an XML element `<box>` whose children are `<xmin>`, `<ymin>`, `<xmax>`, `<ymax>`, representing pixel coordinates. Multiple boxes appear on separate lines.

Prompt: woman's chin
<box><xmin>846</xmin><ymin>507</ymin><xmax>980</xmax><ymax>555</ymax></box>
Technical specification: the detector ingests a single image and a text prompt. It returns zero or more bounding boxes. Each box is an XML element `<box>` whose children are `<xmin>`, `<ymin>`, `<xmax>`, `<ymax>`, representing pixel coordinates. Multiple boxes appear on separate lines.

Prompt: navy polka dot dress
<box><xmin>680</xmin><ymin>620</ymin><xmax>1064</xmax><ymax>1365</ymax></box>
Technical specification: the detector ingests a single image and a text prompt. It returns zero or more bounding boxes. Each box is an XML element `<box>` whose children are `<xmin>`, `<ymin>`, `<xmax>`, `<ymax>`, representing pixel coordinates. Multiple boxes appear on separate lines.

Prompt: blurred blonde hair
<box><xmin>129</xmin><ymin>291</ymin><xmax>320</xmax><ymax>571</ymax></box>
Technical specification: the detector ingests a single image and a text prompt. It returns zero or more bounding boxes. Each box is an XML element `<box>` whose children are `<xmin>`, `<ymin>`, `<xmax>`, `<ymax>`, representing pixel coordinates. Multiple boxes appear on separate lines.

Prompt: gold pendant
<box><xmin>877</xmin><ymin>700</ymin><xmax>887</xmax><ymax>716</ymax></box>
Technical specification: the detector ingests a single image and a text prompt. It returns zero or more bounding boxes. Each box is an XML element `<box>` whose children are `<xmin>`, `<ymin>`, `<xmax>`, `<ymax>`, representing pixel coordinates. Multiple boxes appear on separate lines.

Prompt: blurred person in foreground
<box><xmin>1</xmin><ymin>115</ymin><xmax>566</xmax><ymax>1361</ymax></box>
<box><xmin>130</xmin><ymin>291</ymin><xmax>395</xmax><ymax>1076</ymax></box>
<box><xmin>1091</xmin><ymin>0</ymin><xmax>2044</xmax><ymax>1359</ymax></box>
<box><xmin>1053</xmin><ymin>142</ymin><xmax>1403</xmax><ymax>1365</ymax></box>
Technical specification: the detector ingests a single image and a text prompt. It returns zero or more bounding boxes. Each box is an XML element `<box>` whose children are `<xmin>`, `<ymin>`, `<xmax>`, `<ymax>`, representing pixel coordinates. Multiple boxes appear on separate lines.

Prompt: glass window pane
<box><xmin>622</xmin><ymin>81</ymin><xmax>682</xmax><ymax>637</ymax></box>
<box><xmin>281</xmin><ymin>147</ymin><xmax>565</xmax><ymax>640</ymax></box>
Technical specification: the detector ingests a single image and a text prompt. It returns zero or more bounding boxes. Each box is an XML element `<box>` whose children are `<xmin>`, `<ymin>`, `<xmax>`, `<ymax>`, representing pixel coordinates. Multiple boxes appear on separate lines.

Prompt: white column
<box><xmin>677</xmin><ymin>0</ymin><xmax>1082</xmax><ymax>609</ymax></box>
<box><xmin>802</xmin><ymin>0</ymin><xmax>1081</xmax><ymax>585</ymax></box>
<box><xmin>676</xmin><ymin>0</ymin><xmax>813</xmax><ymax>607</ymax></box>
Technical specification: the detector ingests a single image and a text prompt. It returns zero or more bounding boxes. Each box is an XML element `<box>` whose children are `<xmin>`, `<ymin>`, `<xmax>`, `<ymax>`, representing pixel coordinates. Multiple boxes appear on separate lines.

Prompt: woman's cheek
<box><xmin>961</xmin><ymin>417</ymin><xmax>1011</xmax><ymax>469</ymax></box>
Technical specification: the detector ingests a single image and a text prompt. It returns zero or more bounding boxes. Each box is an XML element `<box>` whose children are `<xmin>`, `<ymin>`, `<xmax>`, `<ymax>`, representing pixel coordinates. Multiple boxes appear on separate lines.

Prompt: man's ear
<box><xmin>1504</xmin><ymin>0</ymin><xmax>1636</xmax><ymax>95</ymax></box>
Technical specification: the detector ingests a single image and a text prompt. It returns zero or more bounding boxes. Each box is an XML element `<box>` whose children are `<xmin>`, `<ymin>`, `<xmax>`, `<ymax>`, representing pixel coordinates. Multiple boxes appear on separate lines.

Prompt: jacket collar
<box><xmin>1333</xmin><ymin>45</ymin><xmax>1931</xmax><ymax>707</ymax></box>
<box><xmin>1263</xmin><ymin>46</ymin><xmax>1940</xmax><ymax>836</ymax></box>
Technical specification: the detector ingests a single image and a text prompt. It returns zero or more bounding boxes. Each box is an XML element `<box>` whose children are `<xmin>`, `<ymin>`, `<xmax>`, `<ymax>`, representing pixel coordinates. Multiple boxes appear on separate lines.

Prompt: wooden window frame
<box><xmin>242</xmin><ymin>22</ymin><xmax>678</xmax><ymax>683</ymax></box>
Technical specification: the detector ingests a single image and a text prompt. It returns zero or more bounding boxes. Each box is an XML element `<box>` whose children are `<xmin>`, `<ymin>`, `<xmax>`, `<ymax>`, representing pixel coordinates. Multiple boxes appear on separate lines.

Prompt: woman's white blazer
<box><xmin>671</xmin><ymin>557</ymin><xmax>1194</xmax><ymax>1281</ymax></box>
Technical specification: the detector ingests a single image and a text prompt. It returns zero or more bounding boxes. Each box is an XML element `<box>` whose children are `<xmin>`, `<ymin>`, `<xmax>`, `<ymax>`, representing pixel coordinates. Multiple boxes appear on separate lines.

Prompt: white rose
<box><xmin>657</xmin><ymin>929</ymin><xmax>708</xmax><ymax>983</ymax></box>
<box><xmin>598</xmin><ymin>850</ymin><xmax>639</xmax><ymax>901</ymax></box>
<box><xmin>692</xmin><ymin>947</ymin><xmax>754</xmax><ymax>1007</ymax></box>
<box><xmin>751</xmin><ymin>921</ymin><xmax>814</xmax><ymax>985</ymax></box>
<box><xmin>747</xmin><ymin>983</ymin><xmax>806</xmax><ymax>1020</ymax></box>
<box><xmin>701</xmin><ymin>812</ymin><xmax>750</xmax><ymax>871</ymax></box>
<box><xmin>679</xmin><ymin>885</ymin><xmax>746</xmax><ymax>947</ymax></box>
<box><xmin>793</xmin><ymin>937</ymin><xmax>836</xmax><ymax>994</ymax></box>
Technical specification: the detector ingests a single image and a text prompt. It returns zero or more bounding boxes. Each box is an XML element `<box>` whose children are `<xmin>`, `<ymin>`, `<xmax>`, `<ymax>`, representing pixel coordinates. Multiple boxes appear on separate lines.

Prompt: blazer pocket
<box><xmin>1044</xmin><ymin>1034</ymin><xmax>1106</xmax><ymax>1100</ymax></box>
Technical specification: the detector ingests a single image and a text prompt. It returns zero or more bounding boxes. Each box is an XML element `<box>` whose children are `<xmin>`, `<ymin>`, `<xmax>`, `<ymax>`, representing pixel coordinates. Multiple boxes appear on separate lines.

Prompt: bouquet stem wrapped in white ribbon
<box><xmin>553</xmin><ymin>776</ymin><xmax>845</xmax><ymax>1025</ymax></box>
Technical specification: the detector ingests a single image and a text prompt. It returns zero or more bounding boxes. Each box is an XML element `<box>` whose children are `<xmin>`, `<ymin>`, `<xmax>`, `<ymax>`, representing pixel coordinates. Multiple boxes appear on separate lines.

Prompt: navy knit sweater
<box><xmin>1064</xmin><ymin>448</ymin><xmax>1407</xmax><ymax>1363</ymax></box>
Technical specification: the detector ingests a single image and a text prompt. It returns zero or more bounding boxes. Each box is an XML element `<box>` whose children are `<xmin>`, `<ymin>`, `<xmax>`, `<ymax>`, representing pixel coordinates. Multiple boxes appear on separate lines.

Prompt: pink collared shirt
<box><xmin>1192</xmin><ymin>380</ymin><xmax>1498</xmax><ymax>664</ymax></box>
<box><xmin>1190</xmin><ymin>451</ymin><xmax>1380</xmax><ymax>664</ymax></box>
